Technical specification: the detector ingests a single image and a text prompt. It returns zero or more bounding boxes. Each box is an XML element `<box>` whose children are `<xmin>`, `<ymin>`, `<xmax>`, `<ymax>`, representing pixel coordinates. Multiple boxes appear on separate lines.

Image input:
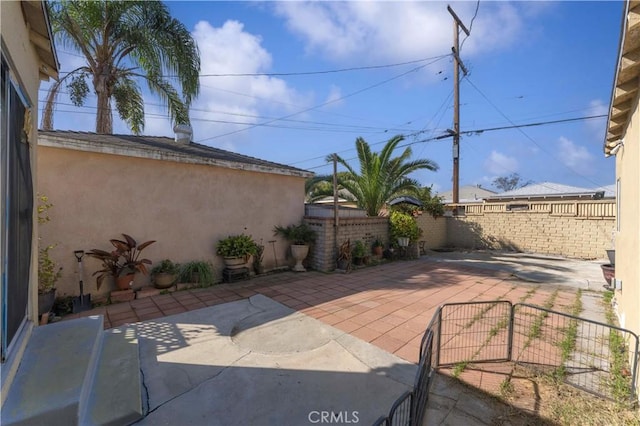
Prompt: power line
<box><xmin>463</xmin><ymin>76</ymin><xmax>610</xmax><ymax>189</ymax></box>
<box><xmin>55</xmin><ymin>53</ymin><xmax>449</xmax><ymax>78</ymax></box>
<box><xmin>195</xmin><ymin>56</ymin><xmax>450</xmax><ymax>144</ymax></box>
<box><xmin>463</xmin><ymin>115</ymin><xmax>606</xmax><ymax>135</ymax></box>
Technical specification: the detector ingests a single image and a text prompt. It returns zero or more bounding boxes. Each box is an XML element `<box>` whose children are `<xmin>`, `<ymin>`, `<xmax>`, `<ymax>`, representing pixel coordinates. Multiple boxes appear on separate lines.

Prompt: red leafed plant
<box><xmin>87</xmin><ymin>234</ymin><xmax>156</xmax><ymax>290</ymax></box>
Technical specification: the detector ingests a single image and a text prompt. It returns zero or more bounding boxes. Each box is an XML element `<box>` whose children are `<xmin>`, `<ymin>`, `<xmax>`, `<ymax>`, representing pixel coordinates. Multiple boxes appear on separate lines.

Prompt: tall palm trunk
<box><xmin>94</xmin><ymin>71</ymin><xmax>112</xmax><ymax>134</ymax></box>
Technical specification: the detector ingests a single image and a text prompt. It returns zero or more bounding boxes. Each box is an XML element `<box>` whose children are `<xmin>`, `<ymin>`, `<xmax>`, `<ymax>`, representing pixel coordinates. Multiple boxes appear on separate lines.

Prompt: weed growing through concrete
<box><xmin>552</xmin><ymin>289</ymin><xmax>582</xmax><ymax>381</ymax></box>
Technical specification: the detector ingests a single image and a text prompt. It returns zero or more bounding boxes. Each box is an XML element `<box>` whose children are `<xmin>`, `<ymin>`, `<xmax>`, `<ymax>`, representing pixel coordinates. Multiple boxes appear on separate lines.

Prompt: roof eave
<box><xmin>38</xmin><ymin>133</ymin><xmax>314</xmax><ymax>179</ymax></box>
<box><xmin>22</xmin><ymin>1</ymin><xmax>60</xmax><ymax>81</ymax></box>
<box><xmin>605</xmin><ymin>0</ymin><xmax>640</xmax><ymax>156</ymax></box>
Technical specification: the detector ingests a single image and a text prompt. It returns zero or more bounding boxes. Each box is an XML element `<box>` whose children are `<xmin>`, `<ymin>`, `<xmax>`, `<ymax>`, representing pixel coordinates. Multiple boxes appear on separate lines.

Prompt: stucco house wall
<box><xmin>1</xmin><ymin>0</ymin><xmax>58</xmax><ymax>405</ymax></box>
<box><xmin>603</xmin><ymin>0</ymin><xmax>640</xmax><ymax>399</ymax></box>
<box><xmin>37</xmin><ymin>132</ymin><xmax>311</xmax><ymax>298</ymax></box>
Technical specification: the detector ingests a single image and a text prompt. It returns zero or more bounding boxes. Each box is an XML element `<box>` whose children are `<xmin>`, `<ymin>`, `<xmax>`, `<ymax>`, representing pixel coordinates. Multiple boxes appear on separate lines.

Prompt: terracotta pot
<box><xmin>116</xmin><ymin>274</ymin><xmax>135</xmax><ymax>290</ymax></box>
<box><xmin>372</xmin><ymin>246</ymin><xmax>383</xmax><ymax>257</ymax></box>
<box><xmin>154</xmin><ymin>272</ymin><xmax>177</xmax><ymax>289</ymax></box>
<box><xmin>291</xmin><ymin>244</ymin><xmax>309</xmax><ymax>272</ymax></box>
<box><xmin>223</xmin><ymin>256</ymin><xmax>247</xmax><ymax>269</ymax></box>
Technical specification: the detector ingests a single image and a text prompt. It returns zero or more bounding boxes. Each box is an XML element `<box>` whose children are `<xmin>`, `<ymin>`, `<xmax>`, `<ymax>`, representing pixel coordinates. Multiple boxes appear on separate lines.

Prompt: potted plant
<box><xmin>352</xmin><ymin>240</ymin><xmax>367</xmax><ymax>266</ymax></box>
<box><xmin>273</xmin><ymin>222</ymin><xmax>317</xmax><ymax>272</ymax></box>
<box><xmin>336</xmin><ymin>239</ymin><xmax>352</xmax><ymax>272</ymax></box>
<box><xmin>151</xmin><ymin>259</ymin><xmax>180</xmax><ymax>289</ymax></box>
<box><xmin>372</xmin><ymin>238</ymin><xmax>384</xmax><ymax>257</ymax></box>
<box><xmin>87</xmin><ymin>234</ymin><xmax>156</xmax><ymax>291</ymax></box>
<box><xmin>37</xmin><ymin>194</ymin><xmax>62</xmax><ymax>315</ymax></box>
<box><xmin>389</xmin><ymin>211</ymin><xmax>421</xmax><ymax>248</ymax></box>
<box><xmin>253</xmin><ymin>240</ymin><xmax>265</xmax><ymax>275</ymax></box>
<box><xmin>38</xmin><ymin>244</ymin><xmax>62</xmax><ymax>315</ymax></box>
<box><xmin>180</xmin><ymin>260</ymin><xmax>215</xmax><ymax>286</ymax></box>
<box><xmin>216</xmin><ymin>234</ymin><xmax>257</xmax><ymax>269</ymax></box>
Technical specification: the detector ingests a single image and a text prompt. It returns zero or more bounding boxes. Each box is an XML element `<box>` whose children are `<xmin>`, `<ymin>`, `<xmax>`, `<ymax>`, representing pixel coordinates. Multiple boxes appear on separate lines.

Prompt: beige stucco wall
<box><xmin>1</xmin><ymin>1</ymin><xmax>44</xmax><ymax>325</ymax></box>
<box><xmin>37</xmin><ymin>146</ymin><xmax>306</xmax><ymax>298</ymax></box>
<box><xmin>613</xmin><ymin>90</ymin><xmax>640</xmax><ymax>341</ymax></box>
<box><xmin>446</xmin><ymin>203</ymin><xmax>615</xmax><ymax>259</ymax></box>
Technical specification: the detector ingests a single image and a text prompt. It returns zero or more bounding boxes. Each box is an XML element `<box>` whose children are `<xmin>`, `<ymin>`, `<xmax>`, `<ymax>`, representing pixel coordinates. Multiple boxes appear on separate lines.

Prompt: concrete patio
<box><xmin>66</xmin><ymin>251</ymin><xmax>602</xmax><ymax>365</ymax></box>
<box><xmin>54</xmin><ymin>250</ymin><xmax>607</xmax><ymax>425</ymax></box>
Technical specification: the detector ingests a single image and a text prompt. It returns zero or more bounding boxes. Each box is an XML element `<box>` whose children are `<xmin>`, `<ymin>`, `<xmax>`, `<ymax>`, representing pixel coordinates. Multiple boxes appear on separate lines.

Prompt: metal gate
<box><xmin>375</xmin><ymin>301</ymin><xmax>639</xmax><ymax>425</ymax></box>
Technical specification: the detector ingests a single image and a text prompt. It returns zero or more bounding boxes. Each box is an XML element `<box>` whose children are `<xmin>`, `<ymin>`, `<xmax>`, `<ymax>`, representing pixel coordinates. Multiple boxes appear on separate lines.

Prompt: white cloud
<box><xmin>172</xmin><ymin>20</ymin><xmax>309</xmax><ymax>148</ymax></box>
<box><xmin>558</xmin><ymin>136</ymin><xmax>593</xmax><ymax>171</ymax></box>
<box><xmin>324</xmin><ymin>85</ymin><xmax>343</xmax><ymax>106</ymax></box>
<box><xmin>274</xmin><ymin>2</ymin><xmax>529</xmax><ymax>67</ymax></box>
<box><xmin>484</xmin><ymin>151</ymin><xmax>518</xmax><ymax>175</ymax></box>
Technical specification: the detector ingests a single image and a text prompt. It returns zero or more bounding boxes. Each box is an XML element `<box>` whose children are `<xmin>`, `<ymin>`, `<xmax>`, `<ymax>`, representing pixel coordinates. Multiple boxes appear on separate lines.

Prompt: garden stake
<box><xmin>72</xmin><ymin>250</ymin><xmax>92</xmax><ymax>313</ymax></box>
<box><xmin>269</xmin><ymin>240</ymin><xmax>278</xmax><ymax>268</ymax></box>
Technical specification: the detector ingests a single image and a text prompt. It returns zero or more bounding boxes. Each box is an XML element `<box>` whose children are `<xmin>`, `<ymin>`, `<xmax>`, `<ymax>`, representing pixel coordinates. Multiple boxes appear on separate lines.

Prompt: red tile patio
<box><xmin>61</xmin><ymin>257</ymin><xmax>577</xmax><ymax>366</ymax></box>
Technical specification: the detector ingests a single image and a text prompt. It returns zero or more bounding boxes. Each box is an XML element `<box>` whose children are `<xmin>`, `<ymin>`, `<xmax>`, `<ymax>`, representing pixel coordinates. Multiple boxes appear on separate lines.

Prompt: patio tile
<box><xmin>386</xmin><ymin>326</ymin><xmax>421</xmax><ymax>343</ymax></box>
<box><xmin>334</xmin><ymin>320</ymin><xmax>361</xmax><ymax>333</ymax></box>
<box><xmin>371</xmin><ymin>334</ymin><xmax>405</xmax><ymax>353</ymax></box>
<box><xmin>350</xmin><ymin>327</ymin><xmax>382</xmax><ymax>343</ymax></box>
<box><xmin>108</xmin><ymin>311</ymin><xmax>138</xmax><ymax>322</ymax></box>
<box><xmin>161</xmin><ymin>307</ymin><xmax>187</xmax><ymax>316</ymax></box>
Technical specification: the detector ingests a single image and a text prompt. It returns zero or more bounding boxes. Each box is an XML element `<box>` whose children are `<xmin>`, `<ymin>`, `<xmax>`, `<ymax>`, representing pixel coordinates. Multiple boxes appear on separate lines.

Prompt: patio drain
<box><xmin>231</xmin><ymin>311</ymin><xmax>337</xmax><ymax>354</ymax></box>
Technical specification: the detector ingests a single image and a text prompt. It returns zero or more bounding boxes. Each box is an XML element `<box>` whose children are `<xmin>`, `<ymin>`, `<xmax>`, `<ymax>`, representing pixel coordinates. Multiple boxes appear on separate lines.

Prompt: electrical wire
<box><xmin>463</xmin><ymin>76</ymin><xmax>611</xmax><ymax>190</ymax></box>
<box><xmin>55</xmin><ymin>53</ymin><xmax>449</xmax><ymax>78</ymax></box>
<box><xmin>194</xmin><ymin>56</ymin><xmax>450</xmax><ymax>143</ymax></box>
<box><xmin>460</xmin><ymin>0</ymin><xmax>480</xmax><ymax>52</ymax></box>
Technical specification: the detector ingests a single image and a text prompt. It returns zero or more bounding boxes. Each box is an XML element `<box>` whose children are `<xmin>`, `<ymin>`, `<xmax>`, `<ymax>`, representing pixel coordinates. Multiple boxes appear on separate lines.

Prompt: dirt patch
<box><xmin>441</xmin><ymin>364</ymin><xmax>640</xmax><ymax>425</ymax></box>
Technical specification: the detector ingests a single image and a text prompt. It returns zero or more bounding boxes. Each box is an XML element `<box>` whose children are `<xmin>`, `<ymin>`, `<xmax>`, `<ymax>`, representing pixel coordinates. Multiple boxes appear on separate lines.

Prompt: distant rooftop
<box><xmin>487</xmin><ymin>182</ymin><xmax>614</xmax><ymax>201</ymax></box>
<box><xmin>38</xmin><ymin>130</ymin><xmax>313</xmax><ymax>178</ymax></box>
<box><xmin>438</xmin><ymin>184</ymin><xmax>497</xmax><ymax>204</ymax></box>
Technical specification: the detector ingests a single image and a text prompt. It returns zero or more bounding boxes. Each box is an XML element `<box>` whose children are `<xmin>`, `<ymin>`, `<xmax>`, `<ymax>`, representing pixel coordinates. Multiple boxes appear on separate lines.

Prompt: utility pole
<box><xmin>332</xmin><ymin>154</ymin><xmax>339</xmax><ymax>259</ymax></box>
<box><xmin>448</xmin><ymin>5</ymin><xmax>469</xmax><ymax>206</ymax></box>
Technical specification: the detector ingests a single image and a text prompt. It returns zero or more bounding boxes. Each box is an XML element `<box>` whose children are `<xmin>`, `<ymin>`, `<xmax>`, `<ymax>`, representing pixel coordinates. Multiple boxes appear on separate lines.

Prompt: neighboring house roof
<box><xmin>38</xmin><ymin>130</ymin><xmax>313</xmax><ymax>178</ymax></box>
<box><xmin>604</xmin><ymin>0</ymin><xmax>640</xmax><ymax>156</ymax></box>
<box><xmin>438</xmin><ymin>185</ymin><xmax>497</xmax><ymax>204</ymax></box>
<box><xmin>600</xmin><ymin>184</ymin><xmax>617</xmax><ymax>198</ymax></box>
<box><xmin>486</xmin><ymin>182</ymin><xmax>612</xmax><ymax>201</ymax></box>
<box><xmin>22</xmin><ymin>1</ymin><xmax>59</xmax><ymax>80</ymax></box>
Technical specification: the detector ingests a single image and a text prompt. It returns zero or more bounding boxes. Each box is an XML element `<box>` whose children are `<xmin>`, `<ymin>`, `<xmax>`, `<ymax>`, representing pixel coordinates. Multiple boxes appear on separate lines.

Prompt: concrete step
<box><xmin>82</xmin><ymin>326</ymin><xmax>144</xmax><ymax>425</ymax></box>
<box><xmin>1</xmin><ymin>316</ymin><xmax>104</xmax><ymax>426</ymax></box>
<box><xmin>1</xmin><ymin>317</ymin><xmax>144</xmax><ymax>426</ymax></box>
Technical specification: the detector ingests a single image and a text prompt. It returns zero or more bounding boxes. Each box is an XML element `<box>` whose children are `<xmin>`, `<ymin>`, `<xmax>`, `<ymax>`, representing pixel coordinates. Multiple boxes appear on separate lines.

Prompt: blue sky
<box><xmin>40</xmin><ymin>1</ymin><xmax>623</xmax><ymax>194</ymax></box>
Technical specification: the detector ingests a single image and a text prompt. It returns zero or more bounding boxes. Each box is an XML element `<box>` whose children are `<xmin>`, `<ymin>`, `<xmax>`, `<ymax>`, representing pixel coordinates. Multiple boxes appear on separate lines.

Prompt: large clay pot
<box><xmin>223</xmin><ymin>256</ymin><xmax>247</xmax><ymax>270</ymax></box>
<box><xmin>372</xmin><ymin>246</ymin><xmax>383</xmax><ymax>257</ymax></box>
<box><xmin>116</xmin><ymin>274</ymin><xmax>135</xmax><ymax>290</ymax></box>
<box><xmin>154</xmin><ymin>273</ymin><xmax>177</xmax><ymax>289</ymax></box>
<box><xmin>291</xmin><ymin>244</ymin><xmax>309</xmax><ymax>272</ymax></box>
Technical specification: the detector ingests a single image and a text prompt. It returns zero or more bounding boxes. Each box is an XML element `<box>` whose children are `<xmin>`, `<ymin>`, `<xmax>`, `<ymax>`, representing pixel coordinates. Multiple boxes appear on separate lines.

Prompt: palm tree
<box><xmin>325</xmin><ymin>135</ymin><xmax>439</xmax><ymax>216</ymax></box>
<box><xmin>42</xmin><ymin>0</ymin><xmax>200</xmax><ymax>134</ymax></box>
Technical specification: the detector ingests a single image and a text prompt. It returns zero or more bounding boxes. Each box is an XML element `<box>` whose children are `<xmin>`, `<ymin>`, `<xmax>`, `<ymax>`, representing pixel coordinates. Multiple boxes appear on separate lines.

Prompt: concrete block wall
<box><xmin>304</xmin><ymin>216</ymin><xmax>390</xmax><ymax>271</ymax></box>
<box><xmin>446</xmin><ymin>212</ymin><xmax>614</xmax><ymax>259</ymax></box>
<box><xmin>415</xmin><ymin>213</ymin><xmax>447</xmax><ymax>249</ymax></box>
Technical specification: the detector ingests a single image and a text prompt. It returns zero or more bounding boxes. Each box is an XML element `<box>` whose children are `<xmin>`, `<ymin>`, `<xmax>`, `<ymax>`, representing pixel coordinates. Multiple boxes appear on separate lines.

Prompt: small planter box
<box><xmin>223</xmin><ymin>267</ymin><xmax>250</xmax><ymax>283</ymax></box>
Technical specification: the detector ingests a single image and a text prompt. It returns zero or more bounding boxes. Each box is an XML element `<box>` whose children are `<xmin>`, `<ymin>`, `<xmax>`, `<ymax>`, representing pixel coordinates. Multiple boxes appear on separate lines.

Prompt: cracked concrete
<box><xmin>131</xmin><ymin>295</ymin><xmax>416</xmax><ymax>425</ymax></box>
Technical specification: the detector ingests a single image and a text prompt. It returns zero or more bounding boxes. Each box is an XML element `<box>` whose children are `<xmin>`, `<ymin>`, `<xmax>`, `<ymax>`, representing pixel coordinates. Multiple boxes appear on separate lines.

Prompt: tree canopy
<box><xmin>42</xmin><ymin>0</ymin><xmax>200</xmax><ymax>134</ymax></box>
<box><xmin>492</xmin><ymin>173</ymin><xmax>533</xmax><ymax>192</ymax></box>
<box><xmin>315</xmin><ymin>135</ymin><xmax>439</xmax><ymax>216</ymax></box>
